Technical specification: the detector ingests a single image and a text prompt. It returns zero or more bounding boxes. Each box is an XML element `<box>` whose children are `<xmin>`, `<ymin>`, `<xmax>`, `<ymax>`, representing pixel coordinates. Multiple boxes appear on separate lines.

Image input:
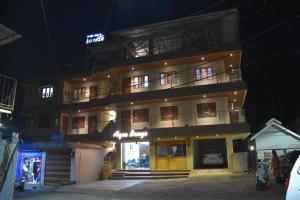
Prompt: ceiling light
<box><xmin>201</xmin><ymin>57</ymin><xmax>205</xmax><ymax>60</ymax></box>
<box><xmin>164</xmin><ymin>62</ymin><xmax>168</xmax><ymax>66</ymax></box>
<box><xmin>203</xmin><ymin>94</ymin><xmax>206</xmax><ymax>98</ymax></box>
<box><xmin>131</xmin><ymin>66</ymin><xmax>135</xmax><ymax>70</ymax></box>
<box><xmin>157</xmin><ymin>137</ymin><xmax>160</xmax><ymax>140</ymax></box>
<box><xmin>174</xmin><ymin>136</ymin><xmax>177</xmax><ymax>139</ymax></box>
<box><xmin>107</xmin><ymin>74</ymin><xmax>111</xmax><ymax>78</ymax></box>
<box><xmin>106</xmin><ymin>106</ymin><xmax>109</xmax><ymax>110</ymax></box>
<box><xmin>83</xmin><ymin>78</ymin><xmax>86</xmax><ymax>81</ymax></box>
<box><xmin>234</xmin><ymin>91</ymin><xmax>237</xmax><ymax>95</ymax></box>
<box><xmin>196</xmin><ymin>136</ymin><xmax>199</xmax><ymax>138</ymax></box>
<box><xmin>230</xmin><ymin>64</ymin><xmax>233</xmax><ymax>67</ymax></box>
<box><xmin>230</xmin><ymin>53</ymin><xmax>233</xmax><ymax>56</ymax></box>
<box><xmin>233</xmin><ymin>99</ymin><xmax>237</xmax><ymax>102</ymax></box>
<box><xmin>78</xmin><ymin>110</ymin><xmax>81</xmax><ymax>113</ymax></box>
<box><xmin>164</xmin><ymin>98</ymin><xmax>168</xmax><ymax>102</ymax></box>
<box><xmin>216</xmin><ymin>134</ymin><xmax>219</xmax><ymax>137</ymax></box>
<box><xmin>135</xmin><ymin>55</ymin><xmax>138</xmax><ymax>58</ymax></box>
<box><xmin>130</xmin><ymin>102</ymin><xmax>133</xmax><ymax>105</ymax></box>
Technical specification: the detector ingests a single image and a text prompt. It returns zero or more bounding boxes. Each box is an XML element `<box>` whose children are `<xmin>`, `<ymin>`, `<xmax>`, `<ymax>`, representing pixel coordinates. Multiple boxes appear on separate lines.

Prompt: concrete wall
<box><xmin>117</xmin><ymin>97</ymin><xmax>230</xmax><ymax>130</ymax></box>
<box><xmin>117</xmin><ymin>59</ymin><xmax>228</xmax><ymax>94</ymax></box>
<box><xmin>61</xmin><ymin>110</ymin><xmax>116</xmax><ymax>135</ymax></box>
<box><xmin>74</xmin><ymin>148</ymin><xmax>104</xmax><ymax>184</ymax></box>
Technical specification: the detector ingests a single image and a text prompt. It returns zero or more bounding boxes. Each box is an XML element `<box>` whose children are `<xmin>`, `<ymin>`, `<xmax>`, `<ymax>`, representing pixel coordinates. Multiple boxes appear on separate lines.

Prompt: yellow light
<box><xmin>164</xmin><ymin>98</ymin><xmax>168</xmax><ymax>102</ymax></box>
<box><xmin>230</xmin><ymin>53</ymin><xmax>233</xmax><ymax>56</ymax></box>
<box><xmin>164</xmin><ymin>62</ymin><xmax>168</xmax><ymax>66</ymax></box>
<box><xmin>201</xmin><ymin>57</ymin><xmax>205</xmax><ymax>60</ymax></box>
<box><xmin>130</xmin><ymin>102</ymin><xmax>133</xmax><ymax>105</ymax></box>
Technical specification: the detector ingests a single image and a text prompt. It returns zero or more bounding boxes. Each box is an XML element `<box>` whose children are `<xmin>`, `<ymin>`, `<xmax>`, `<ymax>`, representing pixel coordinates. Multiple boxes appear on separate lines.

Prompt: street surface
<box><xmin>15</xmin><ymin>175</ymin><xmax>286</xmax><ymax>200</ymax></box>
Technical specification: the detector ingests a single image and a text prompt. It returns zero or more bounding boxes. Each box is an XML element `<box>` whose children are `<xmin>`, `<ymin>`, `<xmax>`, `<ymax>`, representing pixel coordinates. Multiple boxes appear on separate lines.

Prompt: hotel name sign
<box><xmin>113</xmin><ymin>130</ymin><xmax>148</xmax><ymax>140</ymax></box>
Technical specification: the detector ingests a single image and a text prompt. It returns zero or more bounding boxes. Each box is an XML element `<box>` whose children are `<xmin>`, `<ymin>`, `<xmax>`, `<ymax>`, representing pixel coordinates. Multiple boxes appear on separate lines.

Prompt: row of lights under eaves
<box><xmin>130</xmin><ymin>53</ymin><xmax>234</xmax><ymax>71</ymax></box>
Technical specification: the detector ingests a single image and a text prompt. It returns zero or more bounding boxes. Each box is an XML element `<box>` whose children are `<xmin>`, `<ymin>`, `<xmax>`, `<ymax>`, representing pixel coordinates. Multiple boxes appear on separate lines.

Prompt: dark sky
<box><xmin>1</xmin><ymin>0</ymin><xmax>300</xmax><ymax>131</ymax></box>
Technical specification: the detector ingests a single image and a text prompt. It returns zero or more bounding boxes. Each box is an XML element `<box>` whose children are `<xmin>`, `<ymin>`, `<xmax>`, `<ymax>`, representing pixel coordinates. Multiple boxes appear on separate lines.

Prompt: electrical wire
<box><xmin>40</xmin><ymin>0</ymin><xmax>60</xmax><ymax>78</ymax></box>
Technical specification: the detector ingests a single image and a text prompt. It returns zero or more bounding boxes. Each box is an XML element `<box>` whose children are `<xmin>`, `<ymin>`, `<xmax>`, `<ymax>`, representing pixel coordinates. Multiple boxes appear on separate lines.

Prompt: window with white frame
<box><xmin>133</xmin><ymin>75</ymin><xmax>149</xmax><ymax>88</ymax></box>
<box><xmin>195</xmin><ymin>67</ymin><xmax>213</xmax><ymax>81</ymax></box>
<box><xmin>41</xmin><ymin>86</ymin><xmax>54</xmax><ymax>99</ymax></box>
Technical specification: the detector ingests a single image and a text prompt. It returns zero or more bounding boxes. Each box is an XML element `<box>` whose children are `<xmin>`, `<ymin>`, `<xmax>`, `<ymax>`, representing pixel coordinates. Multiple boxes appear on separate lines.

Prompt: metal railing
<box><xmin>0</xmin><ymin>74</ymin><xmax>17</xmax><ymax>114</ymax></box>
<box><xmin>62</xmin><ymin>69</ymin><xmax>242</xmax><ymax>104</ymax></box>
<box><xmin>119</xmin><ymin>110</ymin><xmax>245</xmax><ymax>130</ymax></box>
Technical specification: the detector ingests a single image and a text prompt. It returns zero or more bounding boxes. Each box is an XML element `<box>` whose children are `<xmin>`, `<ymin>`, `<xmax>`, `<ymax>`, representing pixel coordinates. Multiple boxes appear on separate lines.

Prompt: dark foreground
<box><xmin>15</xmin><ymin>175</ymin><xmax>286</xmax><ymax>200</ymax></box>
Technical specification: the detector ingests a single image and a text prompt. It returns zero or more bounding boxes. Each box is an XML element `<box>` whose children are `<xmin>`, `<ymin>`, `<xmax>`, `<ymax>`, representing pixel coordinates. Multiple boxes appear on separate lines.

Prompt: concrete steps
<box><xmin>44</xmin><ymin>152</ymin><xmax>70</xmax><ymax>185</ymax></box>
<box><xmin>111</xmin><ymin>170</ymin><xmax>190</xmax><ymax>180</ymax></box>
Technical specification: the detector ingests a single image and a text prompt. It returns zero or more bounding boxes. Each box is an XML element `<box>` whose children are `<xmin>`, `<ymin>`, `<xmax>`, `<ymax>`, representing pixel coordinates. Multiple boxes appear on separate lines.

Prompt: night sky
<box><xmin>1</xmin><ymin>0</ymin><xmax>300</xmax><ymax>132</ymax></box>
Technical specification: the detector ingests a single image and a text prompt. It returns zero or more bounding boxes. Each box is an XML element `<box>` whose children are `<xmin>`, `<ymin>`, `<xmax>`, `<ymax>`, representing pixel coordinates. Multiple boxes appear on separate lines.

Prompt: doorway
<box><xmin>121</xmin><ymin>110</ymin><xmax>131</xmax><ymax>132</ymax></box>
<box><xmin>88</xmin><ymin>116</ymin><xmax>97</xmax><ymax>133</ymax></box>
<box><xmin>122</xmin><ymin>78</ymin><xmax>131</xmax><ymax>94</ymax></box>
<box><xmin>62</xmin><ymin>116</ymin><xmax>68</xmax><ymax>135</ymax></box>
<box><xmin>121</xmin><ymin>142</ymin><xmax>150</xmax><ymax>170</ymax></box>
<box><xmin>194</xmin><ymin>139</ymin><xmax>228</xmax><ymax>169</ymax></box>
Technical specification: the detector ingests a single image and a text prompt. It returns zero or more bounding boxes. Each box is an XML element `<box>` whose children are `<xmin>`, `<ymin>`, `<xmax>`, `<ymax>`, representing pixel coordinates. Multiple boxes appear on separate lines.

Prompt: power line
<box><xmin>40</xmin><ymin>0</ymin><xmax>60</xmax><ymax>78</ymax></box>
<box><xmin>242</xmin><ymin>14</ymin><xmax>300</xmax><ymax>44</ymax></box>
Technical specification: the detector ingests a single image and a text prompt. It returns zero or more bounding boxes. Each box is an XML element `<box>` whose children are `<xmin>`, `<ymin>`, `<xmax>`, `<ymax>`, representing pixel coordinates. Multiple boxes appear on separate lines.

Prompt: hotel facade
<box><xmin>21</xmin><ymin>9</ymin><xmax>250</xmax><ymax>182</ymax></box>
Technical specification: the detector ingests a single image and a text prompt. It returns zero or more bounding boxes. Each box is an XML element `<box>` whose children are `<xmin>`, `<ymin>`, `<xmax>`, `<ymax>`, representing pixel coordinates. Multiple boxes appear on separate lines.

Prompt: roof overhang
<box><xmin>250</xmin><ymin>118</ymin><xmax>300</xmax><ymax>141</ymax></box>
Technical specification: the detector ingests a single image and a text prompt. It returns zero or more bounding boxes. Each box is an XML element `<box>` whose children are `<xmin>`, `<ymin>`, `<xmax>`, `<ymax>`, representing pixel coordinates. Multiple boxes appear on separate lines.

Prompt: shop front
<box><xmin>16</xmin><ymin>150</ymin><xmax>46</xmax><ymax>186</ymax></box>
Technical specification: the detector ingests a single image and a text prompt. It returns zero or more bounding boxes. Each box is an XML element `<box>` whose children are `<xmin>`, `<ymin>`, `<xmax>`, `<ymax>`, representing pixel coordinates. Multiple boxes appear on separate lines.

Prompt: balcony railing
<box><xmin>120</xmin><ymin>110</ymin><xmax>246</xmax><ymax>130</ymax></box>
<box><xmin>63</xmin><ymin>69</ymin><xmax>242</xmax><ymax>104</ymax></box>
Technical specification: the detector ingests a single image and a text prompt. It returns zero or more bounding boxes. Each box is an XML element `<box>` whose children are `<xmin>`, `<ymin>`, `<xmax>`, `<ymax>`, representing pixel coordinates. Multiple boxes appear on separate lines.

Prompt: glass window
<box><xmin>133</xmin><ymin>109</ymin><xmax>149</xmax><ymax>123</ymax></box>
<box><xmin>133</xmin><ymin>75</ymin><xmax>149</xmax><ymax>88</ymax></box>
<box><xmin>195</xmin><ymin>67</ymin><xmax>213</xmax><ymax>81</ymax></box>
<box><xmin>74</xmin><ymin>87</ymin><xmax>86</xmax><ymax>99</ymax></box>
<box><xmin>160</xmin><ymin>106</ymin><xmax>178</xmax><ymax>121</ymax></box>
<box><xmin>41</xmin><ymin>86</ymin><xmax>54</xmax><ymax>99</ymax></box>
<box><xmin>160</xmin><ymin>71</ymin><xmax>176</xmax><ymax>85</ymax></box>
<box><xmin>72</xmin><ymin>117</ymin><xmax>85</xmax><ymax>129</ymax></box>
<box><xmin>156</xmin><ymin>143</ymin><xmax>186</xmax><ymax>157</ymax></box>
<box><xmin>197</xmin><ymin>102</ymin><xmax>217</xmax><ymax>118</ymax></box>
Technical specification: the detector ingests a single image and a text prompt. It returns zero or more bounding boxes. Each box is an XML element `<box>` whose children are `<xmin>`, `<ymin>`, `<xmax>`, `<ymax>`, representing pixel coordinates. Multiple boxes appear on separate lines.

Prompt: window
<box><xmin>160</xmin><ymin>106</ymin><xmax>178</xmax><ymax>121</ymax></box>
<box><xmin>38</xmin><ymin>115</ymin><xmax>50</xmax><ymax>128</ymax></box>
<box><xmin>74</xmin><ymin>87</ymin><xmax>86</xmax><ymax>99</ymax></box>
<box><xmin>156</xmin><ymin>142</ymin><xmax>186</xmax><ymax>157</ymax></box>
<box><xmin>133</xmin><ymin>75</ymin><xmax>149</xmax><ymax>88</ymax></box>
<box><xmin>41</xmin><ymin>86</ymin><xmax>54</xmax><ymax>99</ymax></box>
<box><xmin>197</xmin><ymin>103</ymin><xmax>217</xmax><ymax>118</ymax></box>
<box><xmin>72</xmin><ymin>117</ymin><xmax>85</xmax><ymax>129</ymax></box>
<box><xmin>89</xmin><ymin>86</ymin><xmax>98</xmax><ymax>99</ymax></box>
<box><xmin>160</xmin><ymin>71</ymin><xmax>176</xmax><ymax>85</ymax></box>
<box><xmin>195</xmin><ymin>67</ymin><xmax>213</xmax><ymax>81</ymax></box>
<box><xmin>133</xmin><ymin>109</ymin><xmax>149</xmax><ymax>123</ymax></box>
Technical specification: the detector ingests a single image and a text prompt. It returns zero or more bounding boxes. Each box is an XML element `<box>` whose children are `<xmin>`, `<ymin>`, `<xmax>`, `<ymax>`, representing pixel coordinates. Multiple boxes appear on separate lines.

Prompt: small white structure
<box><xmin>250</xmin><ymin>118</ymin><xmax>300</xmax><ymax>160</ymax></box>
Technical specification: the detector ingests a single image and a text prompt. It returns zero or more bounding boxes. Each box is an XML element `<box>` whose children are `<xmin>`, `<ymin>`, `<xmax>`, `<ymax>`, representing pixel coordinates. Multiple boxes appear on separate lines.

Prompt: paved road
<box><xmin>15</xmin><ymin>175</ymin><xmax>286</xmax><ymax>200</ymax></box>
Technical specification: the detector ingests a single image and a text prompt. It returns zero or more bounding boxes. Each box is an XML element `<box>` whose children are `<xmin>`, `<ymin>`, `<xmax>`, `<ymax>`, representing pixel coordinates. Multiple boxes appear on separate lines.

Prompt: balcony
<box><xmin>120</xmin><ymin>110</ymin><xmax>246</xmax><ymax>131</ymax></box>
<box><xmin>62</xmin><ymin>69</ymin><xmax>243</xmax><ymax>106</ymax></box>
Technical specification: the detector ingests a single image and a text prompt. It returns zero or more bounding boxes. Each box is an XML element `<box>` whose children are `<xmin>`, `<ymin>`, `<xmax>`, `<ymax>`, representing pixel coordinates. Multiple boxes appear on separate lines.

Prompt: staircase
<box><xmin>111</xmin><ymin>170</ymin><xmax>190</xmax><ymax>180</ymax></box>
<box><xmin>44</xmin><ymin>152</ymin><xmax>70</xmax><ymax>185</ymax></box>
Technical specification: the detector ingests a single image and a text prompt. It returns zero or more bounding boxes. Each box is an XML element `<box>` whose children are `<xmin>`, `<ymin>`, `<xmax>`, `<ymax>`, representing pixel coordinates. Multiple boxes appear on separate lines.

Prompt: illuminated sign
<box><xmin>86</xmin><ymin>33</ymin><xmax>105</xmax><ymax>44</ymax></box>
<box><xmin>113</xmin><ymin>130</ymin><xmax>148</xmax><ymax>140</ymax></box>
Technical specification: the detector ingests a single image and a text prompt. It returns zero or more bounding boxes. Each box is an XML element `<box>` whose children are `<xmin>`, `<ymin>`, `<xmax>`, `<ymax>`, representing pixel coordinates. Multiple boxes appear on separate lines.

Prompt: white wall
<box><xmin>117</xmin><ymin>59</ymin><xmax>228</xmax><ymax>95</ymax></box>
<box><xmin>256</xmin><ymin>132</ymin><xmax>300</xmax><ymax>151</ymax></box>
<box><xmin>117</xmin><ymin>97</ymin><xmax>230</xmax><ymax>130</ymax></box>
<box><xmin>74</xmin><ymin>148</ymin><xmax>104</xmax><ymax>184</ymax></box>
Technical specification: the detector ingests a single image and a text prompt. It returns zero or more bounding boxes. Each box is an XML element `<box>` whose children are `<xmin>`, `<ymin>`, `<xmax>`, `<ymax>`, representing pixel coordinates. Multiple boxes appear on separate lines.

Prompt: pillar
<box><xmin>150</xmin><ymin>140</ymin><xmax>156</xmax><ymax>171</ymax></box>
<box><xmin>226</xmin><ymin>135</ymin><xmax>233</xmax><ymax>171</ymax></box>
<box><xmin>186</xmin><ymin>138</ymin><xmax>194</xmax><ymax>170</ymax></box>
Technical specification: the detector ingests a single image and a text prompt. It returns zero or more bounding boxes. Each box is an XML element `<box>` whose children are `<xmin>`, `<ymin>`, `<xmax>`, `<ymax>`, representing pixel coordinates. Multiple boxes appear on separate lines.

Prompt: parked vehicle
<box><xmin>203</xmin><ymin>150</ymin><xmax>224</xmax><ymax>165</ymax></box>
<box><xmin>256</xmin><ymin>159</ymin><xmax>268</xmax><ymax>191</ymax></box>
<box><xmin>279</xmin><ymin>150</ymin><xmax>300</xmax><ymax>183</ymax></box>
<box><xmin>286</xmin><ymin>155</ymin><xmax>300</xmax><ymax>199</ymax></box>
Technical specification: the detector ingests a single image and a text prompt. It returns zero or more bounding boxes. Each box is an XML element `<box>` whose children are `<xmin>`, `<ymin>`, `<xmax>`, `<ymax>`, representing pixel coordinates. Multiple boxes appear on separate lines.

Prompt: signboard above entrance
<box><xmin>113</xmin><ymin>130</ymin><xmax>148</xmax><ymax>140</ymax></box>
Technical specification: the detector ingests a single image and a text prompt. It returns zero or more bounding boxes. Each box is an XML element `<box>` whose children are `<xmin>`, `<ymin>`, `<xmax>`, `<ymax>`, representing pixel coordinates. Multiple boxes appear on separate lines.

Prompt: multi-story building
<box><xmin>21</xmin><ymin>9</ymin><xmax>250</xmax><ymax>182</ymax></box>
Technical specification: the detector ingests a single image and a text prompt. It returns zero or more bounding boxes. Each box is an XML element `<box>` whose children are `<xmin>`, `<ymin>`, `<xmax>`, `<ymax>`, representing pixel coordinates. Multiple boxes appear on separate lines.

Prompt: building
<box><xmin>21</xmin><ymin>9</ymin><xmax>250</xmax><ymax>181</ymax></box>
<box><xmin>249</xmin><ymin>118</ymin><xmax>300</xmax><ymax>161</ymax></box>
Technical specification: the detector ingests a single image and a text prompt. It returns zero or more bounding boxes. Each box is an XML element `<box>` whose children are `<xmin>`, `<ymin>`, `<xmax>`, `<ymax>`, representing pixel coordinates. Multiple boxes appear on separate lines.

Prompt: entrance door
<box><xmin>122</xmin><ymin>78</ymin><xmax>131</xmax><ymax>94</ymax></box>
<box><xmin>121</xmin><ymin>110</ymin><xmax>131</xmax><ymax>132</ymax></box>
<box><xmin>88</xmin><ymin>116</ymin><xmax>97</xmax><ymax>133</ymax></box>
<box><xmin>62</xmin><ymin>116</ymin><xmax>68</xmax><ymax>135</ymax></box>
<box><xmin>155</xmin><ymin>141</ymin><xmax>187</xmax><ymax>170</ymax></box>
<box><xmin>121</xmin><ymin>142</ymin><xmax>150</xmax><ymax>170</ymax></box>
<box><xmin>229</xmin><ymin>110</ymin><xmax>239</xmax><ymax>123</ymax></box>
